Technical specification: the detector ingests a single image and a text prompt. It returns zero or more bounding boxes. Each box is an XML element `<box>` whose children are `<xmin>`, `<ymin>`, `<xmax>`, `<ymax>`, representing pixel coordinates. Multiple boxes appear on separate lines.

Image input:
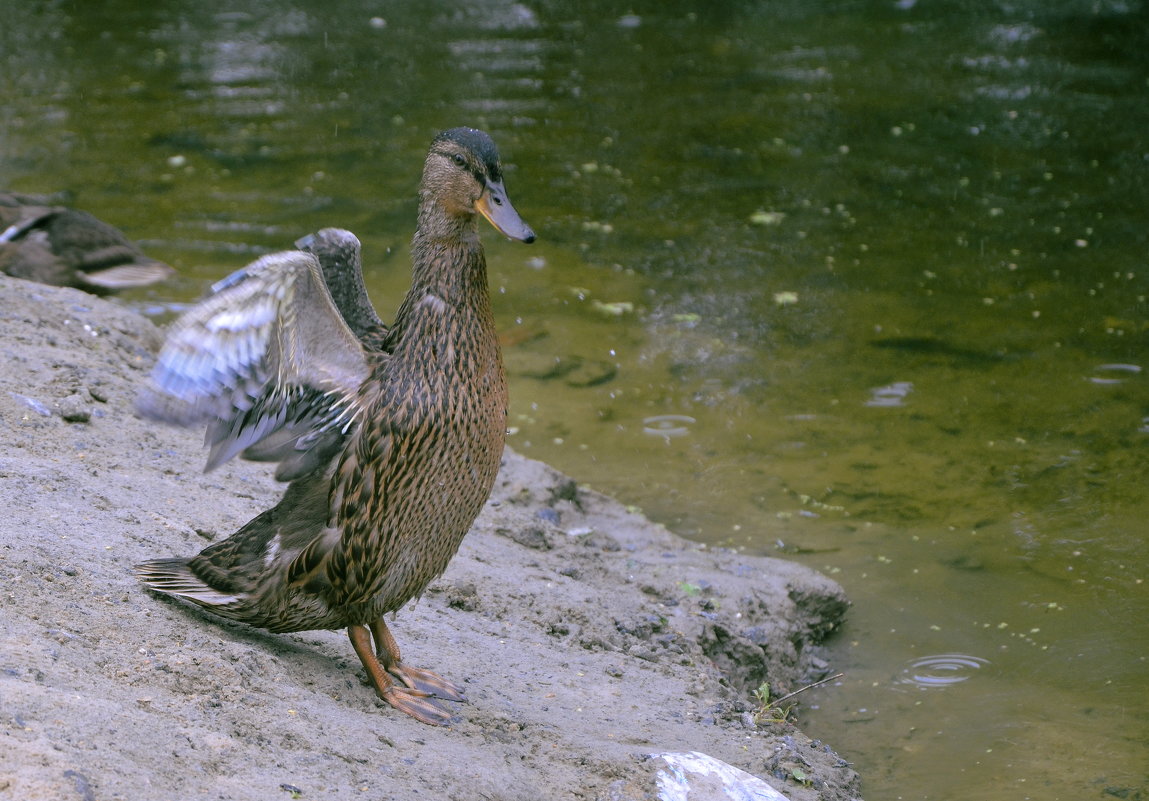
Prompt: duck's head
<box><xmin>421</xmin><ymin>127</ymin><xmax>535</xmax><ymax>243</ymax></box>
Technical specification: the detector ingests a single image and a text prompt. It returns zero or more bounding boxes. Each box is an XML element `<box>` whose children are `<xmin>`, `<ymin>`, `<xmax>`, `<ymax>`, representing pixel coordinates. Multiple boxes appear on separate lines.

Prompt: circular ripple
<box><xmin>642</xmin><ymin>414</ymin><xmax>696</xmax><ymax>438</ymax></box>
<box><xmin>1089</xmin><ymin>363</ymin><xmax>1141</xmax><ymax>385</ymax></box>
<box><xmin>898</xmin><ymin>653</ymin><xmax>989</xmax><ymax>688</ymax></box>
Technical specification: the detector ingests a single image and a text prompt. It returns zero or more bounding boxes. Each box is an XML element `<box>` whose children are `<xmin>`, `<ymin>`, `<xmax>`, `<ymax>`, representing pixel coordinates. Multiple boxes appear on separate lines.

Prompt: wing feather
<box><xmin>138</xmin><ymin>250</ymin><xmax>371</xmax><ymax>475</ymax></box>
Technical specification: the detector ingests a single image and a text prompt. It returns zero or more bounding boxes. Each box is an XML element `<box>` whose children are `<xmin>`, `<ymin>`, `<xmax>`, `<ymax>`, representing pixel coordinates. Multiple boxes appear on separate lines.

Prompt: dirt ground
<box><xmin>0</xmin><ymin>274</ymin><xmax>861</xmax><ymax>801</ymax></box>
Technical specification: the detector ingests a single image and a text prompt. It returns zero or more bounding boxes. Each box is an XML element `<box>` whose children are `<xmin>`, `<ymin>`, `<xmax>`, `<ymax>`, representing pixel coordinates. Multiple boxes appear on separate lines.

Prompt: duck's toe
<box><xmin>383</xmin><ymin>686</ymin><xmax>459</xmax><ymax>726</ymax></box>
<box><xmin>391</xmin><ymin>663</ymin><xmax>468</xmax><ymax>703</ymax></box>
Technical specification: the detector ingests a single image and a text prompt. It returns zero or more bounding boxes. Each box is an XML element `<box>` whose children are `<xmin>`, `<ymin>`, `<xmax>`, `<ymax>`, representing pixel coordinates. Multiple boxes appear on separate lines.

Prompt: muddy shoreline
<box><xmin>0</xmin><ymin>274</ymin><xmax>860</xmax><ymax>800</ymax></box>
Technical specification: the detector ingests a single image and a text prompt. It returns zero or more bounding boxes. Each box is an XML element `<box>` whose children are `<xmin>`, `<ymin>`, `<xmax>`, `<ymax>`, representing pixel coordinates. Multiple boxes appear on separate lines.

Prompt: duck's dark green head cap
<box><xmin>434</xmin><ymin>127</ymin><xmax>502</xmax><ymax>179</ymax></box>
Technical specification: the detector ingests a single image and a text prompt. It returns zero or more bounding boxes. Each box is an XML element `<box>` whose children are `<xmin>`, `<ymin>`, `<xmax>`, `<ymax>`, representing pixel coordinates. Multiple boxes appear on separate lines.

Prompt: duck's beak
<box><xmin>476</xmin><ymin>179</ymin><xmax>536</xmax><ymax>243</ymax></box>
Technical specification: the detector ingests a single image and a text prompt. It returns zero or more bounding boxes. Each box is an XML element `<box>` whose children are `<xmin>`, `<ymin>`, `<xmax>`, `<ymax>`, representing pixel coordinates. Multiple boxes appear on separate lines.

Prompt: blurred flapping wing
<box><xmin>138</xmin><ymin>251</ymin><xmax>371</xmax><ymax>479</ymax></box>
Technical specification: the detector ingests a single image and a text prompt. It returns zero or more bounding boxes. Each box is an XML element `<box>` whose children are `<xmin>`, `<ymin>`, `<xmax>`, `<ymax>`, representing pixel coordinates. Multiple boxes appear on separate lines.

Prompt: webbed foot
<box><xmin>382</xmin><ymin>685</ymin><xmax>458</xmax><ymax>726</ymax></box>
<box><xmin>347</xmin><ymin>621</ymin><xmax>466</xmax><ymax>726</ymax></box>
<box><xmin>391</xmin><ymin>663</ymin><xmax>467</xmax><ymax>702</ymax></box>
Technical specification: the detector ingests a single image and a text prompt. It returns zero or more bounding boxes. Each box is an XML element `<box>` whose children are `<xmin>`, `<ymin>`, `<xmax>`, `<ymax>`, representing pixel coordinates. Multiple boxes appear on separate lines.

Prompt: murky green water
<box><xmin>4</xmin><ymin>1</ymin><xmax>1147</xmax><ymax>798</ymax></box>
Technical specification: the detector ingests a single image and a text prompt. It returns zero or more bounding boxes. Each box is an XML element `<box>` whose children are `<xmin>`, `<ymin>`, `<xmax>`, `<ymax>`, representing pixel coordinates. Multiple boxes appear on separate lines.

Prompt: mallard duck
<box><xmin>0</xmin><ymin>192</ymin><xmax>174</xmax><ymax>291</ymax></box>
<box><xmin>135</xmin><ymin>127</ymin><xmax>535</xmax><ymax>725</ymax></box>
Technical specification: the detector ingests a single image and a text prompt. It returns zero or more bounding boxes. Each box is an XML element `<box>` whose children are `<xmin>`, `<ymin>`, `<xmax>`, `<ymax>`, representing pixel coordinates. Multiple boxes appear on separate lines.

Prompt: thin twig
<box><xmin>770</xmin><ymin>672</ymin><xmax>844</xmax><ymax>706</ymax></box>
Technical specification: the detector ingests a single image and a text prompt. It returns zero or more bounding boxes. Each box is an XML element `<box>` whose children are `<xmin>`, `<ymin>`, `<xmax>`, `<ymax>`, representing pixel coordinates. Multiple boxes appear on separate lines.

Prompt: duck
<box><xmin>0</xmin><ymin>191</ymin><xmax>175</xmax><ymax>291</ymax></box>
<box><xmin>134</xmin><ymin>127</ymin><xmax>535</xmax><ymax>725</ymax></box>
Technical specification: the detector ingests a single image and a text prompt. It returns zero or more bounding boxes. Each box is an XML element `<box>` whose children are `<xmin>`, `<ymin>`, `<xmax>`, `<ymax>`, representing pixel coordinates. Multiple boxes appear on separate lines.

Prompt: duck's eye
<box><xmin>452</xmin><ymin>154</ymin><xmax>467</xmax><ymax>168</ymax></box>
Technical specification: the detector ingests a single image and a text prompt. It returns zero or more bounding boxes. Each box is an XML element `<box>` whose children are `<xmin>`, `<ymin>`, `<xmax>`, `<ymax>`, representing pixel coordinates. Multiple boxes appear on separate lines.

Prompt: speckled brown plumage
<box><xmin>0</xmin><ymin>191</ymin><xmax>174</xmax><ymax>291</ymax></box>
<box><xmin>135</xmin><ymin>128</ymin><xmax>534</xmax><ymax>724</ymax></box>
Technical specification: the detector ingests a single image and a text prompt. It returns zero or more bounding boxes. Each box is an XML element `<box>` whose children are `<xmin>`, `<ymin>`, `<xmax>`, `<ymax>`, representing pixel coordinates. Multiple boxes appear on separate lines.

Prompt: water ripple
<box><xmin>642</xmin><ymin>415</ymin><xmax>695</xmax><ymax>438</ymax></box>
<box><xmin>1089</xmin><ymin>363</ymin><xmax>1141</xmax><ymax>385</ymax></box>
<box><xmin>898</xmin><ymin>653</ymin><xmax>989</xmax><ymax>688</ymax></box>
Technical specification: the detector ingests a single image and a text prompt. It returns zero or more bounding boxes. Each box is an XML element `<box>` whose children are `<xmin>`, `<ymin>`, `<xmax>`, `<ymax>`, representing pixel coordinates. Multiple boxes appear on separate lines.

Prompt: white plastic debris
<box><xmin>652</xmin><ymin>751</ymin><xmax>791</xmax><ymax>801</ymax></box>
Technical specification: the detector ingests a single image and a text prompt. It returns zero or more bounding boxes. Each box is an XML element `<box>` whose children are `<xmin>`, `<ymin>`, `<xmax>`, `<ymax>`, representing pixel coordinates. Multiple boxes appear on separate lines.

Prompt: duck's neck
<box><xmin>385</xmin><ymin>213</ymin><xmax>495</xmax><ymax>363</ymax></box>
<box><xmin>401</xmin><ymin>207</ymin><xmax>491</xmax><ymax>319</ymax></box>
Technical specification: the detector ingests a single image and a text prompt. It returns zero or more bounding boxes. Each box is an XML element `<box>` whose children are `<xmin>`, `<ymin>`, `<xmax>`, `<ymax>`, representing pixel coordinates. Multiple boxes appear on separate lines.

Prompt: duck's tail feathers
<box><xmin>134</xmin><ymin>559</ymin><xmax>241</xmax><ymax>606</ymax></box>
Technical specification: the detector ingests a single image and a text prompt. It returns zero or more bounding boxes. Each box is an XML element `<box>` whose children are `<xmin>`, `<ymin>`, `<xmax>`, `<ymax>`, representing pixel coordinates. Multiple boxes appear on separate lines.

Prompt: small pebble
<box><xmin>59</xmin><ymin>394</ymin><xmax>92</xmax><ymax>423</ymax></box>
<box><xmin>63</xmin><ymin>770</ymin><xmax>96</xmax><ymax>801</ymax></box>
<box><xmin>536</xmin><ymin>507</ymin><xmax>561</xmax><ymax>524</ymax></box>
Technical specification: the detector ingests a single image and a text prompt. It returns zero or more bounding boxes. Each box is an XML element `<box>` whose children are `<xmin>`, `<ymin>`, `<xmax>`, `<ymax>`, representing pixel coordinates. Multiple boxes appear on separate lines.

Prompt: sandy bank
<box><xmin>0</xmin><ymin>274</ymin><xmax>860</xmax><ymax>800</ymax></box>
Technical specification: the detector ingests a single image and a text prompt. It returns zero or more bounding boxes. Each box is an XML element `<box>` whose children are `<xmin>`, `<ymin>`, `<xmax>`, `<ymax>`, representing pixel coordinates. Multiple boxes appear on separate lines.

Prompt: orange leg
<box><xmin>347</xmin><ymin>623</ymin><xmax>456</xmax><ymax>726</ymax></box>
<box><xmin>370</xmin><ymin>618</ymin><xmax>467</xmax><ymax>702</ymax></box>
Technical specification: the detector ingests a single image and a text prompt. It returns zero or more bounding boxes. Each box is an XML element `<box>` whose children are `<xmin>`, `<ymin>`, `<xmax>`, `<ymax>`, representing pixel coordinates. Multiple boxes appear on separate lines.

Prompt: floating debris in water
<box><xmin>750</xmin><ymin>209</ymin><xmax>786</xmax><ymax>226</ymax></box>
<box><xmin>865</xmin><ymin>381</ymin><xmax>913</xmax><ymax>407</ymax></box>
<box><xmin>591</xmin><ymin>300</ymin><xmax>633</xmax><ymax>316</ymax></box>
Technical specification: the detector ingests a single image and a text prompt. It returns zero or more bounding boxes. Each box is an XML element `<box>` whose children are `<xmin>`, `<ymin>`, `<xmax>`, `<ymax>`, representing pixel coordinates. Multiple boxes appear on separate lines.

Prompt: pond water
<box><xmin>3</xmin><ymin>1</ymin><xmax>1147</xmax><ymax>799</ymax></box>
